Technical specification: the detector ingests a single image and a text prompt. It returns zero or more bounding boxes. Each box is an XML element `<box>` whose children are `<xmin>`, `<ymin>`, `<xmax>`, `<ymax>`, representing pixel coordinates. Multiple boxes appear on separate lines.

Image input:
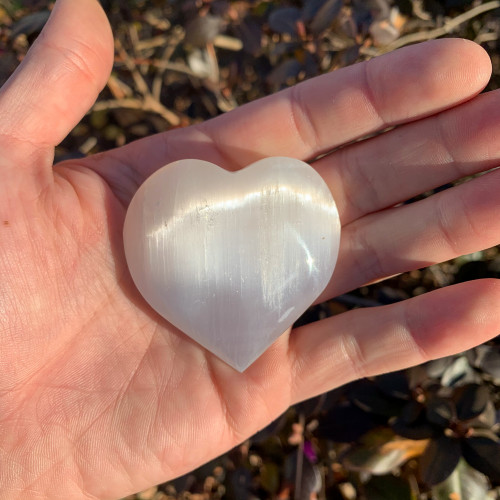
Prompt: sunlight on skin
<box><xmin>0</xmin><ymin>0</ymin><xmax>500</xmax><ymax>498</ymax></box>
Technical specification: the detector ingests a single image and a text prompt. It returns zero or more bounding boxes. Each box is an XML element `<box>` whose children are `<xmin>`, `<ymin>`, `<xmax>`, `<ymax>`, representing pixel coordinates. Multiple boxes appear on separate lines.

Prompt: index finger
<box><xmin>86</xmin><ymin>38</ymin><xmax>491</xmax><ymax>200</ymax></box>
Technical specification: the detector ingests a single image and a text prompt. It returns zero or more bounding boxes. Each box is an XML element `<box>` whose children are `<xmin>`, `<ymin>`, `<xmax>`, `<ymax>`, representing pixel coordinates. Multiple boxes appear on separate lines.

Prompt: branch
<box><xmin>91</xmin><ymin>97</ymin><xmax>181</xmax><ymax>126</ymax></box>
<box><xmin>369</xmin><ymin>0</ymin><xmax>500</xmax><ymax>55</ymax></box>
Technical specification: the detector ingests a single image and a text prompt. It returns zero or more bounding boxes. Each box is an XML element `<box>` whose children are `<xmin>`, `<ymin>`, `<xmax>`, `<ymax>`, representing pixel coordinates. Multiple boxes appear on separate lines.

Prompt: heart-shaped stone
<box><xmin>123</xmin><ymin>157</ymin><xmax>340</xmax><ymax>371</ymax></box>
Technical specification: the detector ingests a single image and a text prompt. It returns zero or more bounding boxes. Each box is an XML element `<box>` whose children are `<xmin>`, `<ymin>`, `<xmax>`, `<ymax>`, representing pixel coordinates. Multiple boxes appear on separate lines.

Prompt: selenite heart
<box><xmin>123</xmin><ymin>157</ymin><xmax>341</xmax><ymax>371</ymax></box>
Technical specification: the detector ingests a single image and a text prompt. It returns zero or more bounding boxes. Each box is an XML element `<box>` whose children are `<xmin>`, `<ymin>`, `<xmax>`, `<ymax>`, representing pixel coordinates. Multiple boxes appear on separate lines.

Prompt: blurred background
<box><xmin>1</xmin><ymin>0</ymin><xmax>500</xmax><ymax>498</ymax></box>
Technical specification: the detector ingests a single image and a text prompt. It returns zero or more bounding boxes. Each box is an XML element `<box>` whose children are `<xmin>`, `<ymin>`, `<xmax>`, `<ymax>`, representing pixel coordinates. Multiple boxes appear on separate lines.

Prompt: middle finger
<box><xmin>316</xmin><ymin>88</ymin><xmax>500</xmax><ymax>225</ymax></box>
<box><xmin>320</xmin><ymin>166</ymin><xmax>500</xmax><ymax>300</ymax></box>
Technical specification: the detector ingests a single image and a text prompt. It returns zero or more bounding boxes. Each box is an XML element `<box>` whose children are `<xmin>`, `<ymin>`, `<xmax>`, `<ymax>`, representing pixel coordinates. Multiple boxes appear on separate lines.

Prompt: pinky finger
<box><xmin>289</xmin><ymin>279</ymin><xmax>500</xmax><ymax>404</ymax></box>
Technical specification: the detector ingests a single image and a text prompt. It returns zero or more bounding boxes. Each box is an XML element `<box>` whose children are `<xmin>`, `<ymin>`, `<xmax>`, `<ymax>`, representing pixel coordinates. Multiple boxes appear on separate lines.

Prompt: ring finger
<box><xmin>321</xmin><ymin>166</ymin><xmax>500</xmax><ymax>300</ymax></box>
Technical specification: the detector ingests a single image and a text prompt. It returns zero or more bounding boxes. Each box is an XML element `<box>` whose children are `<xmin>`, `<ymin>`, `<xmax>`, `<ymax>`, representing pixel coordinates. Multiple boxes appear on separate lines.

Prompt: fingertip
<box><xmin>41</xmin><ymin>0</ymin><xmax>115</xmax><ymax>97</ymax></box>
<box><xmin>467</xmin><ymin>277</ymin><xmax>500</xmax><ymax>326</ymax></box>
<box><xmin>409</xmin><ymin>278</ymin><xmax>500</xmax><ymax>359</ymax></box>
<box><xmin>443</xmin><ymin>38</ymin><xmax>492</xmax><ymax>91</ymax></box>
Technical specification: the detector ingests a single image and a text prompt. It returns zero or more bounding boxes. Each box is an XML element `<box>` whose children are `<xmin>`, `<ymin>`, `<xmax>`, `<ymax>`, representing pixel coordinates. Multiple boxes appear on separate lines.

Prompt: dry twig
<box><xmin>152</xmin><ymin>28</ymin><xmax>185</xmax><ymax>101</ymax></box>
<box><xmin>367</xmin><ymin>0</ymin><xmax>500</xmax><ymax>55</ymax></box>
<box><xmin>113</xmin><ymin>38</ymin><xmax>180</xmax><ymax>126</ymax></box>
<box><xmin>91</xmin><ymin>97</ymin><xmax>181</xmax><ymax>126</ymax></box>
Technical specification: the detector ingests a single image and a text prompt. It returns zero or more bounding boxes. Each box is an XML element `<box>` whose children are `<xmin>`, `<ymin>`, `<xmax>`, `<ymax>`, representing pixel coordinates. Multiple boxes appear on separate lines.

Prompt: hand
<box><xmin>1</xmin><ymin>1</ymin><xmax>499</xmax><ymax>498</ymax></box>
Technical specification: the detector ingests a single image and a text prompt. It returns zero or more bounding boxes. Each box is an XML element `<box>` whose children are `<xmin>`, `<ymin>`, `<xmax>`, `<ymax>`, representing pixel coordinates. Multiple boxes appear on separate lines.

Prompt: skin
<box><xmin>1</xmin><ymin>0</ymin><xmax>500</xmax><ymax>498</ymax></box>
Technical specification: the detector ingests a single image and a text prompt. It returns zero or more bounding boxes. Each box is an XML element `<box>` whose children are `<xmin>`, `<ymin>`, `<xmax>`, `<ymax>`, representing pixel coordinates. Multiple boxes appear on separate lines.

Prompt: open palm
<box><xmin>1</xmin><ymin>1</ymin><xmax>500</xmax><ymax>499</ymax></box>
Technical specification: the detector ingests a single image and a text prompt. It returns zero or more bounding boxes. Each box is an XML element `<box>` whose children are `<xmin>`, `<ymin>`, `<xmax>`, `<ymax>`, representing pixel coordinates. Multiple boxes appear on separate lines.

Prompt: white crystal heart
<box><xmin>123</xmin><ymin>157</ymin><xmax>340</xmax><ymax>371</ymax></box>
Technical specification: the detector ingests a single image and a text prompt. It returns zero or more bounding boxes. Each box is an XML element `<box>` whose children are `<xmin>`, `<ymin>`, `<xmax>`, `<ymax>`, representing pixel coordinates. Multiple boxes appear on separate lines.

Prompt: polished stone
<box><xmin>123</xmin><ymin>157</ymin><xmax>341</xmax><ymax>371</ymax></box>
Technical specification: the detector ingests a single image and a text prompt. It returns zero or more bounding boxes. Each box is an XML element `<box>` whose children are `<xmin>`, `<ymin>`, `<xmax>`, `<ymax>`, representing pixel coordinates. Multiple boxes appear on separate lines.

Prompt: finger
<box><xmin>317</xmin><ymin>88</ymin><xmax>500</xmax><ymax>225</ymax></box>
<box><xmin>86</xmin><ymin>38</ymin><xmax>490</xmax><ymax>203</ymax></box>
<box><xmin>0</xmin><ymin>0</ymin><xmax>113</xmax><ymax>171</ymax></box>
<box><xmin>322</xmin><ymin>167</ymin><xmax>500</xmax><ymax>300</ymax></box>
<box><xmin>290</xmin><ymin>279</ymin><xmax>500</xmax><ymax>404</ymax></box>
<box><xmin>199</xmin><ymin>38</ymin><xmax>490</xmax><ymax>164</ymax></box>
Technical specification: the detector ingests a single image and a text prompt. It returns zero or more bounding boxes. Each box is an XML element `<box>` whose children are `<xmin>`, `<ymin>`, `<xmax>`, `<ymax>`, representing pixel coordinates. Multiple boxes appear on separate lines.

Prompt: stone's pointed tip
<box><xmin>230</xmin><ymin>358</ymin><xmax>255</xmax><ymax>373</ymax></box>
<box><xmin>231</xmin><ymin>362</ymin><xmax>248</xmax><ymax>373</ymax></box>
<box><xmin>215</xmin><ymin>349</ymin><xmax>261</xmax><ymax>373</ymax></box>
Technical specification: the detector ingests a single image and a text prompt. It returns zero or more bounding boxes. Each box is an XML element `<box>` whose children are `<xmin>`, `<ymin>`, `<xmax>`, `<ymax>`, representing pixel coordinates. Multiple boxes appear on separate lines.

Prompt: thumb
<box><xmin>0</xmin><ymin>0</ymin><xmax>113</xmax><ymax>163</ymax></box>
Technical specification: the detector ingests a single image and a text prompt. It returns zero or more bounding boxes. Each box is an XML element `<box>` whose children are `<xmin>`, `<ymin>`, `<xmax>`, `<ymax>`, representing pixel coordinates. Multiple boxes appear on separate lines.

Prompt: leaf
<box><xmin>225</xmin><ymin>467</ymin><xmax>253</xmax><ymax>500</ymax></box>
<box><xmin>454</xmin><ymin>384</ymin><xmax>489</xmax><ymax>421</ymax></box>
<box><xmin>266</xmin><ymin>59</ymin><xmax>302</xmax><ymax>90</ymax></box>
<box><xmin>468</xmin><ymin>400</ymin><xmax>497</xmax><ymax>430</ymax></box>
<box><xmin>369</xmin><ymin>19</ymin><xmax>399</xmax><ymax>46</ymax></box>
<box><xmin>419</xmin><ymin>436</ymin><xmax>462</xmax><ymax>486</ymax></box>
<box><xmin>184</xmin><ymin>15</ymin><xmax>223</xmax><ymax>47</ymax></box>
<box><xmin>260</xmin><ymin>462</ymin><xmax>281</xmax><ymax>494</ymax></box>
<box><xmin>426</xmin><ymin>397</ymin><xmax>455</xmax><ymax>428</ymax></box>
<box><xmin>300</xmin><ymin>461</ymin><xmax>322</xmax><ymax>498</ymax></box>
<box><xmin>366</xmin><ymin>0</ymin><xmax>391</xmax><ymax>20</ymax></box>
<box><xmin>474</xmin><ymin>345</ymin><xmax>500</xmax><ymax>379</ymax></box>
<box><xmin>9</xmin><ymin>9</ymin><xmax>50</xmax><ymax>39</ymax></box>
<box><xmin>441</xmin><ymin>356</ymin><xmax>479</xmax><ymax>387</ymax></box>
<box><xmin>469</xmin><ymin>428</ymin><xmax>499</xmax><ymax>440</ymax></box>
<box><xmin>187</xmin><ymin>47</ymin><xmax>219</xmax><ymax>81</ymax></box>
<box><xmin>374</xmin><ymin>370</ymin><xmax>410</xmax><ymax>400</ymax></box>
<box><xmin>364</xmin><ymin>475</ymin><xmax>414</xmax><ymax>500</ymax></box>
<box><xmin>399</xmin><ymin>400</ymin><xmax>424</xmax><ymax>425</ymax></box>
<box><xmin>462</xmin><ymin>436</ymin><xmax>500</xmax><ymax>482</ymax></box>
<box><xmin>302</xmin><ymin>0</ymin><xmax>329</xmax><ymax>22</ymax></box>
<box><xmin>392</xmin><ymin>421</ymin><xmax>441</xmax><ymax>440</ymax></box>
<box><xmin>284</xmin><ymin>450</ymin><xmax>322</xmax><ymax>498</ymax></box>
<box><xmin>236</xmin><ymin>16</ymin><xmax>262</xmax><ymax>56</ymax></box>
<box><xmin>392</xmin><ymin>407</ymin><xmax>442</xmax><ymax>440</ymax></box>
<box><xmin>423</xmin><ymin>357</ymin><xmax>455</xmax><ymax>380</ymax></box>
<box><xmin>309</xmin><ymin>0</ymin><xmax>342</xmax><ymax>35</ymax></box>
<box><xmin>316</xmin><ymin>402</ymin><xmax>382</xmax><ymax>442</ymax></box>
<box><xmin>343</xmin><ymin>437</ymin><xmax>428</xmax><ymax>475</ymax></box>
<box><xmin>268</xmin><ymin>7</ymin><xmax>302</xmax><ymax>36</ymax></box>
<box><xmin>431</xmin><ymin>458</ymin><xmax>489</xmax><ymax>500</ymax></box>
<box><xmin>351</xmin><ymin>381</ymin><xmax>406</xmax><ymax>417</ymax></box>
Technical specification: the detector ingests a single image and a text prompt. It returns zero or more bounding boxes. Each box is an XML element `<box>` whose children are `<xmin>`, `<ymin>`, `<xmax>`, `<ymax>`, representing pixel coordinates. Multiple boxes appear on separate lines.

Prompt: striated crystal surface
<box><xmin>123</xmin><ymin>157</ymin><xmax>341</xmax><ymax>371</ymax></box>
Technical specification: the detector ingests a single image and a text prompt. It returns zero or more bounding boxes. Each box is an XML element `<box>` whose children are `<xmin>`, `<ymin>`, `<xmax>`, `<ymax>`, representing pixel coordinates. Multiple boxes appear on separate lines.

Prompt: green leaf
<box><xmin>431</xmin><ymin>459</ymin><xmax>489</xmax><ymax>500</ymax></box>
<box><xmin>343</xmin><ymin>434</ymin><xmax>427</xmax><ymax>475</ymax></box>
<box><xmin>364</xmin><ymin>475</ymin><xmax>414</xmax><ymax>500</ymax></box>
<box><xmin>462</xmin><ymin>436</ymin><xmax>500</xmax><ymax>482</ymax></box>
<box><xmin>419</xmin><ymin>436</ymin><xmax>461</xmax><ymax>486</ymax></box>
<box><xmin>260</xmin><ymin>462</ymin><xmax>281</xmax><ymax>494</ymax></box>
